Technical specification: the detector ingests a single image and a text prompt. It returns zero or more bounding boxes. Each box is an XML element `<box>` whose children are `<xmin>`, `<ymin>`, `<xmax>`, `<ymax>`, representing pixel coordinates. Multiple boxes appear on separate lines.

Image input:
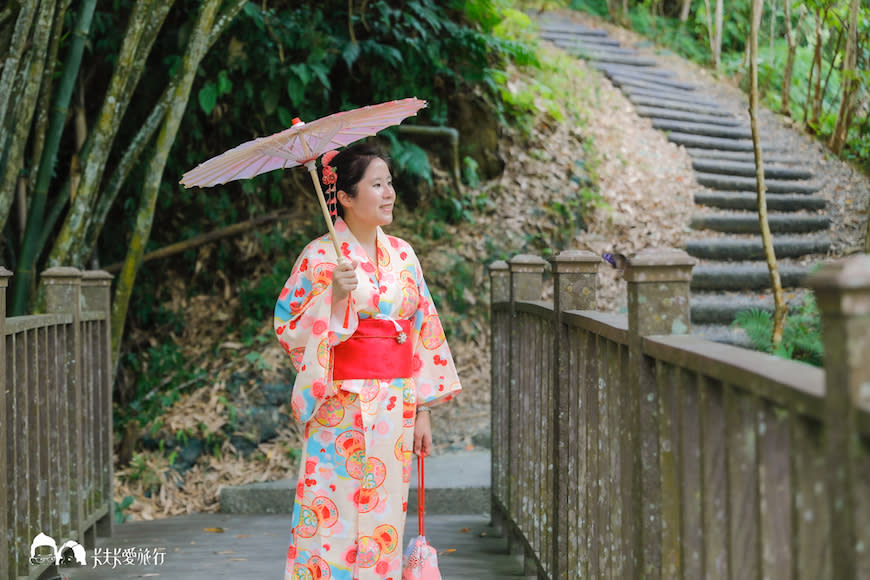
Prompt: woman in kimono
<box><xmin>274</xmin><ymin>142</ymin><xmax>462</xmax><ymax>580</ymax></box>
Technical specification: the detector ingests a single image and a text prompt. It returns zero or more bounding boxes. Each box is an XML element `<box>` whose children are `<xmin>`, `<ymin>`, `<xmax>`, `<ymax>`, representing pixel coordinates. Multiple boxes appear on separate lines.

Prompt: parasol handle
<box><xmin>418</xmin><ymin>454</ymin><xmax>425</xmax><ymax>536</ymax></box>
<box><xmin>305</xmin><ymin>161</ymin><xmax>342</xmax><ymax>259</ymax></box>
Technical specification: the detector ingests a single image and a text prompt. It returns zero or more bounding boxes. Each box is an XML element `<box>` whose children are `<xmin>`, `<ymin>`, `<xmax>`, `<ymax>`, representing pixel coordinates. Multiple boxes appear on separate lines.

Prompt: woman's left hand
<box><xmin>414</xmin><ymin>411</ymin><xmax>432</xmax><ymax>457</ymax></box>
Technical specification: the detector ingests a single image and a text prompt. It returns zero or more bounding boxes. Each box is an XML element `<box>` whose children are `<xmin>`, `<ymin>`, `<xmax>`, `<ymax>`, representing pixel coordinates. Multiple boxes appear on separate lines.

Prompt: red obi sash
<box><xmin>332</xmin><ymin>318</ymin><xmax>413</xmax><ymax>380</ymax></box>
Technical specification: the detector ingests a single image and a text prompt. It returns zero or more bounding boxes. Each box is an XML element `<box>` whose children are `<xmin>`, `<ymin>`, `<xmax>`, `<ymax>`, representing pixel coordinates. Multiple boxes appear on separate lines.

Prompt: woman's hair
<box><xmin>324</xmin><ymin>142</ymin><xmax>389</xmax><ymax>220</ymax></box>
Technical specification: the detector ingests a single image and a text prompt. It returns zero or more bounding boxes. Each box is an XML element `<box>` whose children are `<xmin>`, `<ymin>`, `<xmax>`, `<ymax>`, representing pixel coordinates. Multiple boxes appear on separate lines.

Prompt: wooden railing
<box><xmin>490</xmin><ymin>248</ymin><xmax>870</xmax><ymax>580</ymax></box>
<box><xmin>1</xmin><ymin>267</ymin><xmax>114</xmax><ymax>579</ymax></box>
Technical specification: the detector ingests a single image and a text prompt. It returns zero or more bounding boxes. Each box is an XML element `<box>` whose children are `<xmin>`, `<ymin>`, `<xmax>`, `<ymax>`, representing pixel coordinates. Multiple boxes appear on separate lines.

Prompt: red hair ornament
<box><xmin>321</xmin><ymin>150</ymin><xmax>339</xmax><ymax>216</ymax></box>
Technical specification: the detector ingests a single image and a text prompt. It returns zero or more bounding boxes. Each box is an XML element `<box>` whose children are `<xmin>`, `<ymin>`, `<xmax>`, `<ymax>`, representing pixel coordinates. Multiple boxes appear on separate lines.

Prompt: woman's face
<box><xmin>339</xmin><ymin>157</ymin><xmax>395</xmax><ymax>229</ymax></box>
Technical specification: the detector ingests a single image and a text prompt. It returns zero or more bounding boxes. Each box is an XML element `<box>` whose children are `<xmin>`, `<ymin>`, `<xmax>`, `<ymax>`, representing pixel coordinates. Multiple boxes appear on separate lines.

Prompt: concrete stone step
<box><xmin>690</xmin><ymin>290</ymin><xmax>813</xmax><ymax>324</ymax></box>
<box><xmin>693</xmin><ymin>191</ymin><xmax>827</xmax><ymax>212</ymax></box>
<box><xmin>690</xmin><ymin>212</ymin><xmax>830</xmax><ymax>234</ymax></box>
<box><xmin>537</xmin><ymin>21</ymin><xmax>610</xmax><ymax>37</ymax></box>
<box><xmin>686</xmin><ymin>148</ymin><xmax>799</xmax><ymax>164</ymax></box>
<box><xmin>219</xmin><ymin>450</ymin><xmax>491</xmax><ymax>516</ymax></box>
<box><xmin>692</xmin><ymin>159</ymin><xmax>814</xmax><ymax>180</ymax></box>
<box><xmin>604</xmin><ymin>71</ymin><xmax>698</xmax><ymax>92</ymax></box>
<box><xmin>653</xmin><ymin>118</ymin><xmax>752</xmax><ymax>139</ymax></box>
<box><xmin>667</xmin><ymin>132</ymin><xmax>770</xmax><ymax>151</ymax></box>
<box><xmin>627</xmin><ymin>94</ymin><xmax>732</xmax><ymax>117</ymax></box>
<box><xmin>635</xmin><ymin>106</ymin><xmax>742</xmax><ymax>127</ymax></box>
<box><xmin>539</xmin><ymin>30</ymin><xmax>622</xmax><ymax>45</ymax></box>
<box><xmin>685</xmin><ymin>235</ymin><xmax>831</xmax><ymax>260</ymax></box>
<box><xmin>691</xmin><ymin>262</ymin><xmax>812</xmax><ymax>290</ymax></box>
<box><xmin>549</xmin><ymin>38</ymin><xmax>639</xmax><ymax>56</ymax></box>
<box><xmin>596</xmin><ymin>62</ymin><xmax>678</xmax><ymax>78</ymax></box>
<box><xmin>624</xmin><ymin>85</ymin><xmax>718</xmax><ymax>106</ymax></box>
<box><xmin>695</xmin><ymin>172</ymin><xmax>822</xmax><ymax>193</ymax></box>
<box><xmin>576</xmin><ymin>51</ymin><xmax>659</xmax><ymax>66</ymax></box>
<box><xmin>691</xmin><ymin>323</ymin><xmax>753</xmax><ymax>348</ymax></box>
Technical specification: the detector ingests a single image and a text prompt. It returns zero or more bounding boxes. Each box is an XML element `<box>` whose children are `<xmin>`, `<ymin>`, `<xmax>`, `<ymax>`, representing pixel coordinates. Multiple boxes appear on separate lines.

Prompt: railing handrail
<box><xmin>643</xmin><ymin>333</ymin><xmax>827</xmax><ymax>419</ymax></box>
<box><xmin>1</xmin><ymin>267</ymin><xmax>114</xmax><ymax>580</ymax></box>
<box><xmin>490</xmin><ymin>248</ymin><xmax>870</xmax><ymax>580</ymax></box>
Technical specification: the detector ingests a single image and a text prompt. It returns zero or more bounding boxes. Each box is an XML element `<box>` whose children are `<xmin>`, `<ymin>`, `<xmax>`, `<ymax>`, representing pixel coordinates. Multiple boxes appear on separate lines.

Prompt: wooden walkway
<box><xmin>58</xmin><ymin>512</ymin><xmax>532</xmax><ymax>579</ymax></box>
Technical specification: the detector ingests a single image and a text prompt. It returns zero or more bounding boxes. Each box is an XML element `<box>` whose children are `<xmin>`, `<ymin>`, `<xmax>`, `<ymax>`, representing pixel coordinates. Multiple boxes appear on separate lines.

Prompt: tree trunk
<box><xmin>808</xmin><ymin>8</ymin><xmax>824</xmax><ymax>129</ymax></box>
<box><xmin>819</xmin><ymin>27</ymin><xmax>844</xmax><ymax>115</ymax></box>
<box><xmin>713</xmin><ymin>0</ymin><xmax>723</xmax><ymax>69</ymax></box>
<box><xmin>680</xmin><ymin>0</ymin><xmax>692</xmax><ymax>22</ymax></box>
<box><xmin>110</xmin><ymin>0</ymin><xmax>245</xmax><ymax>363</ymax></box>
<box><xmin>829</xmin><ymin>0</ymin><xmax>858</xmax><ymax>155</ymax></box>
<box><xmin>11</xmin><ymin>0</ymin><xmax>96</xmax><ymax>315</ymax></box>
<box><xmin>768</xmin><ymin>0</ymin><xmax>775</xmax><ymax>62</ymax></box>
<box><xmin>780</xmin><ymin>0</ymin><xmax>796</xmax><ymax>114</ymax></box>
<box><xmin>749</xmin><ymin>0</ymin><xmax>786</xmax><ymax>345</ymax></box>
<box><xmin>703</xmin><ymin>0</ymin><xmax>717</xmax><ymax>67</ymax></box>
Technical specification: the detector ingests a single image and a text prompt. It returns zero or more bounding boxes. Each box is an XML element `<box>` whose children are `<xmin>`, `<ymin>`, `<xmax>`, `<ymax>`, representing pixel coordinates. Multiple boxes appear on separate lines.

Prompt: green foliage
<box><xmin>121</xmin><ymin>453</ymin><xmax>163</xmax><ymax>493</ymax></box>
<box><xmin>117</xmin><ymin>342</ymin><xmax>207</xmax><ymax>432</ymax></box>
<box><xmin>385</xmin><ymin>134</ymin><xmax>433</xmax><ymax>186</ymax></box>
<box><xmin>570</xmin><ymin>0</ymin><xmax>609</xmax><ymax>18</ymax></box>
<box><xmin>462</xmin><ymin>155</ymin><xmax>482</xmax><ymax>188</ymax></box>
<box><xmin>198</xmin><ymin>70</ymin><xmax>233</xmax><ymax>116</ymax></box>
<box><xmin>732</xmin><ymin>294</ymin><xmax>824</xmax><ymax>367</ymax></box>
<box><xmin>114</xmin><ymin>495</ymin><xmax>135</xmax><ymax>524</ymax></box>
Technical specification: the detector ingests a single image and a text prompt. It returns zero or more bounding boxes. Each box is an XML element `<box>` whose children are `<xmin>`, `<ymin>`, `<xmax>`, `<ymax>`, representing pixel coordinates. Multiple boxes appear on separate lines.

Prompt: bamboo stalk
<box><xmin>0</xmin><ymin>1</ymin><xmax>42</xmax><ymax>230</ymax></box>
<box><xmin>0</xmin><ymin>1</ymin><xmax>37</xmax><ymax>172</ymax></box>
<box><xmin>48</xmin><ymin>0</ymin><xmax>160</xmax><ymax>269</ymax></box>
<box><xmin>11</xmin><ymin>0</ymin><xmax>96</xmax><ymax>316</ymax></box>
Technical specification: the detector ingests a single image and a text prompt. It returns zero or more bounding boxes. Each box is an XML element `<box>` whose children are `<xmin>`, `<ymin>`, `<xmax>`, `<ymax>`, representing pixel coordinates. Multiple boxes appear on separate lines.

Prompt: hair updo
<box><xmin>322</xmin><ymin>142</ymin><xmax>390</xmax><ymax>220</ymax></box>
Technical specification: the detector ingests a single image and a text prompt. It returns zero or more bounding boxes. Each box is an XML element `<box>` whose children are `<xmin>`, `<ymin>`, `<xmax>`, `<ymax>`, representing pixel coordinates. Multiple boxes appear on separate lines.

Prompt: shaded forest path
<box><xmin>536</xmin><ymin>12</ymin><xmax>860</xmax><ymax>344</ymax></box>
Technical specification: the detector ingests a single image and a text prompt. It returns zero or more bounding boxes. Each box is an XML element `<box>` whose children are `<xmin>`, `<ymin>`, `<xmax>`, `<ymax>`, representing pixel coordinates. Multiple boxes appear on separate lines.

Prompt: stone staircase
<box><xmin>537</xmin><ymin>16</ymin><xmax>831</xmax><ymax>345</ymax></box>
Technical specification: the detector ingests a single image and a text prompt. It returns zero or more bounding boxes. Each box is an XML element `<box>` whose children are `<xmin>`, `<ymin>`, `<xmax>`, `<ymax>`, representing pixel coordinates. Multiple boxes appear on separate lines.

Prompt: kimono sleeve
<box><xmin>405</xmin><ymin>245</ymin><xmax>462</xmax><ymax>408</ymax></box>
<box><xmin>274</xmin><ymin>239</ymin><xmax>358</xmax><ymax>423</ymax></box>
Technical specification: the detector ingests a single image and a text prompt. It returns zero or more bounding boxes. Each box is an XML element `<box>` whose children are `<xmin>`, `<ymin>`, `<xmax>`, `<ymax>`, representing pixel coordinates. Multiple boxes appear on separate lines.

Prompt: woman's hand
<box><xmin>332</xmin><ymin>258</ymin><xmax>359</xmax><ymax>303</ymax></box>
<box><xmin>414</xmin><ymin>410</ymin><xmax>432</xmax><ymax>457</ymax></box>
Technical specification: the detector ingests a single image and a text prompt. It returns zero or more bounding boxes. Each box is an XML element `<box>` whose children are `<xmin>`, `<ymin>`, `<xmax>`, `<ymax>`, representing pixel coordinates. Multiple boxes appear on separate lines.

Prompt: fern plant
<box><xmin>732</xmin><ymin>294</ymin><xmax>824</xmax><ymax>367</ymax></box>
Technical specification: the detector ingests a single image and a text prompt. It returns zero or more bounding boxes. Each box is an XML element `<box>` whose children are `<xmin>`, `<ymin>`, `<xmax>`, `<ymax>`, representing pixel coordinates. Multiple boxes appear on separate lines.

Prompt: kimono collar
<box><xmin>333</xmin><ymin>217</ymin><xmax>386</xmax><ymax>264</ymax></box>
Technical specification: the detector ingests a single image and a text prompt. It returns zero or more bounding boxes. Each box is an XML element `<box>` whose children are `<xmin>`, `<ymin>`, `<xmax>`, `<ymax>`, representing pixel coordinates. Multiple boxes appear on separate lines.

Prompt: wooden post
<box><xmin>509</xmin><ymin>254</ymin><xmax>547</xmax><ymax>301</ymax></box>
<box><xmin>82</xmin><ymin>271</ymin><xmax>114</xmax><ymax>541</ymax></box>
<box><xmin>0</xmin><ymin>267</ymin><xmax>10</xmax><ymax>580</ymax></box>
<box><xmin>624</xmin><ymin>248</ymin><xmax>695</xmax><ymax>578</ymax></box>
<box><xmin>41</xmin><ymin>267</ymin><xmax>84</xmax><ymax>545</ymax></box>
<box><xmin>808</xmin><ymin>254</ymin><xmax>870</xmax><ymax>580</ymax></box>
<box><xmin>489</xmin><ymin>260</ymin><xmax>509</xmax><ymax>534</ymax></box>
<box><xmin>507</xmin><ymin>254</ymin><xmax>547</xmax><ymax>565</ymax></box>
<box><xmin>549</xmin><ymin>250</ymin><xmax>601</xmax><ymax>579</ymax></box>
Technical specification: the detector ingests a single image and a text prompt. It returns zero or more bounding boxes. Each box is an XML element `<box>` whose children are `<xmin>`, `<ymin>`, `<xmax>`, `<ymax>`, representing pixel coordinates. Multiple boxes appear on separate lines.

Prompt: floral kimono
<box><xmin>274</xmin><ymin>218</ymin><xmax>461</xmax><ymax>580</ymax></box>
